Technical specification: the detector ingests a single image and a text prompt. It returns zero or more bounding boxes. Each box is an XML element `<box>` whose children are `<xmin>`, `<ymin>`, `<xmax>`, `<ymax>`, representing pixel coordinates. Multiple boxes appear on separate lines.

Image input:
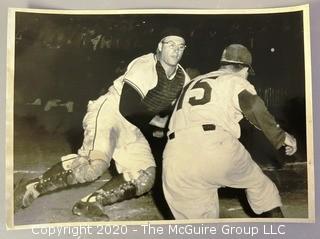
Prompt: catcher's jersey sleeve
<box><xmin>123</xmin><ymin>53</ymin><xmax>158</xmax><ymax>98</ymax></box>
<box><xmin>119</xmin><ymin>83</ymin><xmax>155</xmax><ymax>131</ymax></box>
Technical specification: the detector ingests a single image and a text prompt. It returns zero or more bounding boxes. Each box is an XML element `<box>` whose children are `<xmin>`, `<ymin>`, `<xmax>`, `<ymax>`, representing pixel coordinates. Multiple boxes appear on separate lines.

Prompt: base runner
<box><xmin>162</xmin><ymin>44</ymin><xmax>297</xmax><ymax>219</ymax></box>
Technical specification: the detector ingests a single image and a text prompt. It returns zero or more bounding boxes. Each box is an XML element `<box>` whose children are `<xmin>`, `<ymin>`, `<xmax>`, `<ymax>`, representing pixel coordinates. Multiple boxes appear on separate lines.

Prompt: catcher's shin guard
<box><xmin>72</xmin><ymin>174</ymin><xmax>137</xmax><ymax>219</ymax></box>
<box><xmin>259</xmin><ymin>207</ymin><xmax>284</xmax><ymax>218</ymax></box>
<box><xmin>14</xmin><ymin>162</ymin><xmax>77</xmax><ymax>211</ymax></box>
<box><xmin>35</xmin><ymin>162</ymin><xmax>77</xmax><ymax>194</ymax></box>
<box><xmin>93</xmin><ymin>174</ymin><xmax>137</xmax><ymax>205</ymax></box>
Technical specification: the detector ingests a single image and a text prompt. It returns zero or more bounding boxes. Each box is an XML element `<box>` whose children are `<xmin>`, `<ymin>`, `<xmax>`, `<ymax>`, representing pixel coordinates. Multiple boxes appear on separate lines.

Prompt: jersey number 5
<box><xmin>176</xmin><ymin>79</ymin><xmax>212</xmax><ymax>110</ymax></box>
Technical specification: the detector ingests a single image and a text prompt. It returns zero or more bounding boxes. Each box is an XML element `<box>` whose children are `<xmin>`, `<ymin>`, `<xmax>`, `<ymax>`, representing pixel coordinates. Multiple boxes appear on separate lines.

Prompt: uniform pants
<box><xmin>61</xmin><ymin>87</ymin><xmax>156</xmax><ymax>182</ymax></box>
<box><xmin>162</xmin><ymin>127</ymin><xmax>282</xmax><ymax>219</ymax></box>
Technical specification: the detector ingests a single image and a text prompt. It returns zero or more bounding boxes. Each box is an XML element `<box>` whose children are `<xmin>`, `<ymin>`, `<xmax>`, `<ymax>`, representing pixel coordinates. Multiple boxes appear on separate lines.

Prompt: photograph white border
<box><xmin>6</xmin><ymin>4</ymin><xmax>314</xmax><ymax>230</ymax></box>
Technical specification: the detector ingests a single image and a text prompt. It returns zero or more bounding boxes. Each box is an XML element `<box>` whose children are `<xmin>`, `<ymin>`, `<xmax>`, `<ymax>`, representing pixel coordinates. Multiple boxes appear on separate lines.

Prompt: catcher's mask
<box><xmin>220</xmin><ymin>44</ymin><xmax>255</xmax><ymax>76</ymax></box>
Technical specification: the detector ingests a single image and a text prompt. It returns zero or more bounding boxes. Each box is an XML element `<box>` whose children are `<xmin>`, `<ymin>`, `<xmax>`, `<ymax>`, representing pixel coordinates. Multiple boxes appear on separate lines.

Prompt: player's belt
<box><xmin>168</xmin><ymin>124</ymin><xmax>216</xmax><ymax>140</ymax></box>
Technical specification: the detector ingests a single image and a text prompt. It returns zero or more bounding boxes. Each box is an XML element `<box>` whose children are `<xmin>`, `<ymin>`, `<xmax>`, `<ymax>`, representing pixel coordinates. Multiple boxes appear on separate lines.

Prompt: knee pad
<box><xmin>133</xmin><ymin>167</ymin><xmax>156</xmax><ymax>196</ymax></box>
<box><xmin>70</xmin><ymin>157</ymin><xmax>108</xmax><ymax>183</ymax></box>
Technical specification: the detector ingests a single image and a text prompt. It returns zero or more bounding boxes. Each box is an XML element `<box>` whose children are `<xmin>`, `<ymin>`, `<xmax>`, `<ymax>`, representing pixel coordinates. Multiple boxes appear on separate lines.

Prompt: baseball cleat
<box><xmin>14</xmin><ymin>178</ymin><xmax>40</xmax><ymax>212</ymax></box>
<box><xmin>72</xmin><ymin>201</ymin><xmax>110</xmax><ymax>220</ymax></box>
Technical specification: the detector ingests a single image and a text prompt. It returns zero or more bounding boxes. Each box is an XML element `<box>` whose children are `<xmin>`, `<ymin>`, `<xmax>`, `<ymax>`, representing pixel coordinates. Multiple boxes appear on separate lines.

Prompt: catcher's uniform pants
<box><xmin>162</xmin><ymin>126</ymin><xmax>282</xmax><ymax>219</ymax></box>
<box><xmin>60</xmin><ymin>87</ymin><xmax>156</xmax><ymax>183</ymax></box>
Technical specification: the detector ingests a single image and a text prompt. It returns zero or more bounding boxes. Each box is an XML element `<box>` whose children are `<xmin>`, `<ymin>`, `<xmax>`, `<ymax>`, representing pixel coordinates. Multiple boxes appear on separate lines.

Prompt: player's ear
<box><xmin>239</xmin><ymin>67</ymin><xmax>249</xmax><ymax>78</ymax></box>
<box><xmin>158</xmin><ymin>42</ymin><xmax>163</xmax><ymax>52</ymax></box>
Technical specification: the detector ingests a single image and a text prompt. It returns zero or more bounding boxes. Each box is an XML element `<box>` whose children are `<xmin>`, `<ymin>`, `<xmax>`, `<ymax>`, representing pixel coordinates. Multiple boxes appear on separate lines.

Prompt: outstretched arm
<box><xmin>119</xmin><ymin>82</ymin><xmax>154</xmax><ymax>131</ymax></box>
<box><xmin>238</xmin><ymin>89</ymin><xmax>297</xmax><ymax>155</ymax></box>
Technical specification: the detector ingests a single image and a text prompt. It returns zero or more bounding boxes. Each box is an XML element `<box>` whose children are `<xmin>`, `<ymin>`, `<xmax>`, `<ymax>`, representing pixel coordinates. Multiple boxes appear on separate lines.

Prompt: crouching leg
<box><xmin>14</xmin><ymin>155</ymin><xmax>108</xmax><ymax>212</ymax></box>
<box><xmin>72</xmin><ymin>166</ymin><xmax>156</xmax><ymax>220</ymax></box>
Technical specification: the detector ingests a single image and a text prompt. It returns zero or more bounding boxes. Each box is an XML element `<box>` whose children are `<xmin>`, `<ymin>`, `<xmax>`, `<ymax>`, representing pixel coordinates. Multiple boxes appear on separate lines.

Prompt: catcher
<box><xmin>14</xmin><ymin>28</ymin><xmax>190</xmax><ymax>220</ymax></box>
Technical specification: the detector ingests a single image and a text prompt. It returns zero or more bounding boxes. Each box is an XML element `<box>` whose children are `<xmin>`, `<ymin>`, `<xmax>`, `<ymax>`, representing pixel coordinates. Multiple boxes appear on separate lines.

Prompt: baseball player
<box><xmin>162</xmin><ymin>44</ymin><xmax>297</xmax><ymax>219</ymax></box>
<box><xmin>14</xmin><ymin>28</ymin><xmax>190</xmax><ymax>219</ymax></box>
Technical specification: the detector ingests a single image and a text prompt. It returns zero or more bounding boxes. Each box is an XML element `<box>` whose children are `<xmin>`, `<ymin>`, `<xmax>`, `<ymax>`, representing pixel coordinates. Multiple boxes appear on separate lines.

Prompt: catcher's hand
<box><xmin>283</xmin><ymin>132</ymin><xmax>297</xmax><ymax>156</ymax></box>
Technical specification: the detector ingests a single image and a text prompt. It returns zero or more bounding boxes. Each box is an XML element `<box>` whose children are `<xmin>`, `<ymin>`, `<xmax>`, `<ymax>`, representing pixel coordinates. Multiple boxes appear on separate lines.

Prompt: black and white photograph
<box><xmin>6</xmin><ymin>5</ymin><xmax>313</xmax><ymax>228</ymax></box>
